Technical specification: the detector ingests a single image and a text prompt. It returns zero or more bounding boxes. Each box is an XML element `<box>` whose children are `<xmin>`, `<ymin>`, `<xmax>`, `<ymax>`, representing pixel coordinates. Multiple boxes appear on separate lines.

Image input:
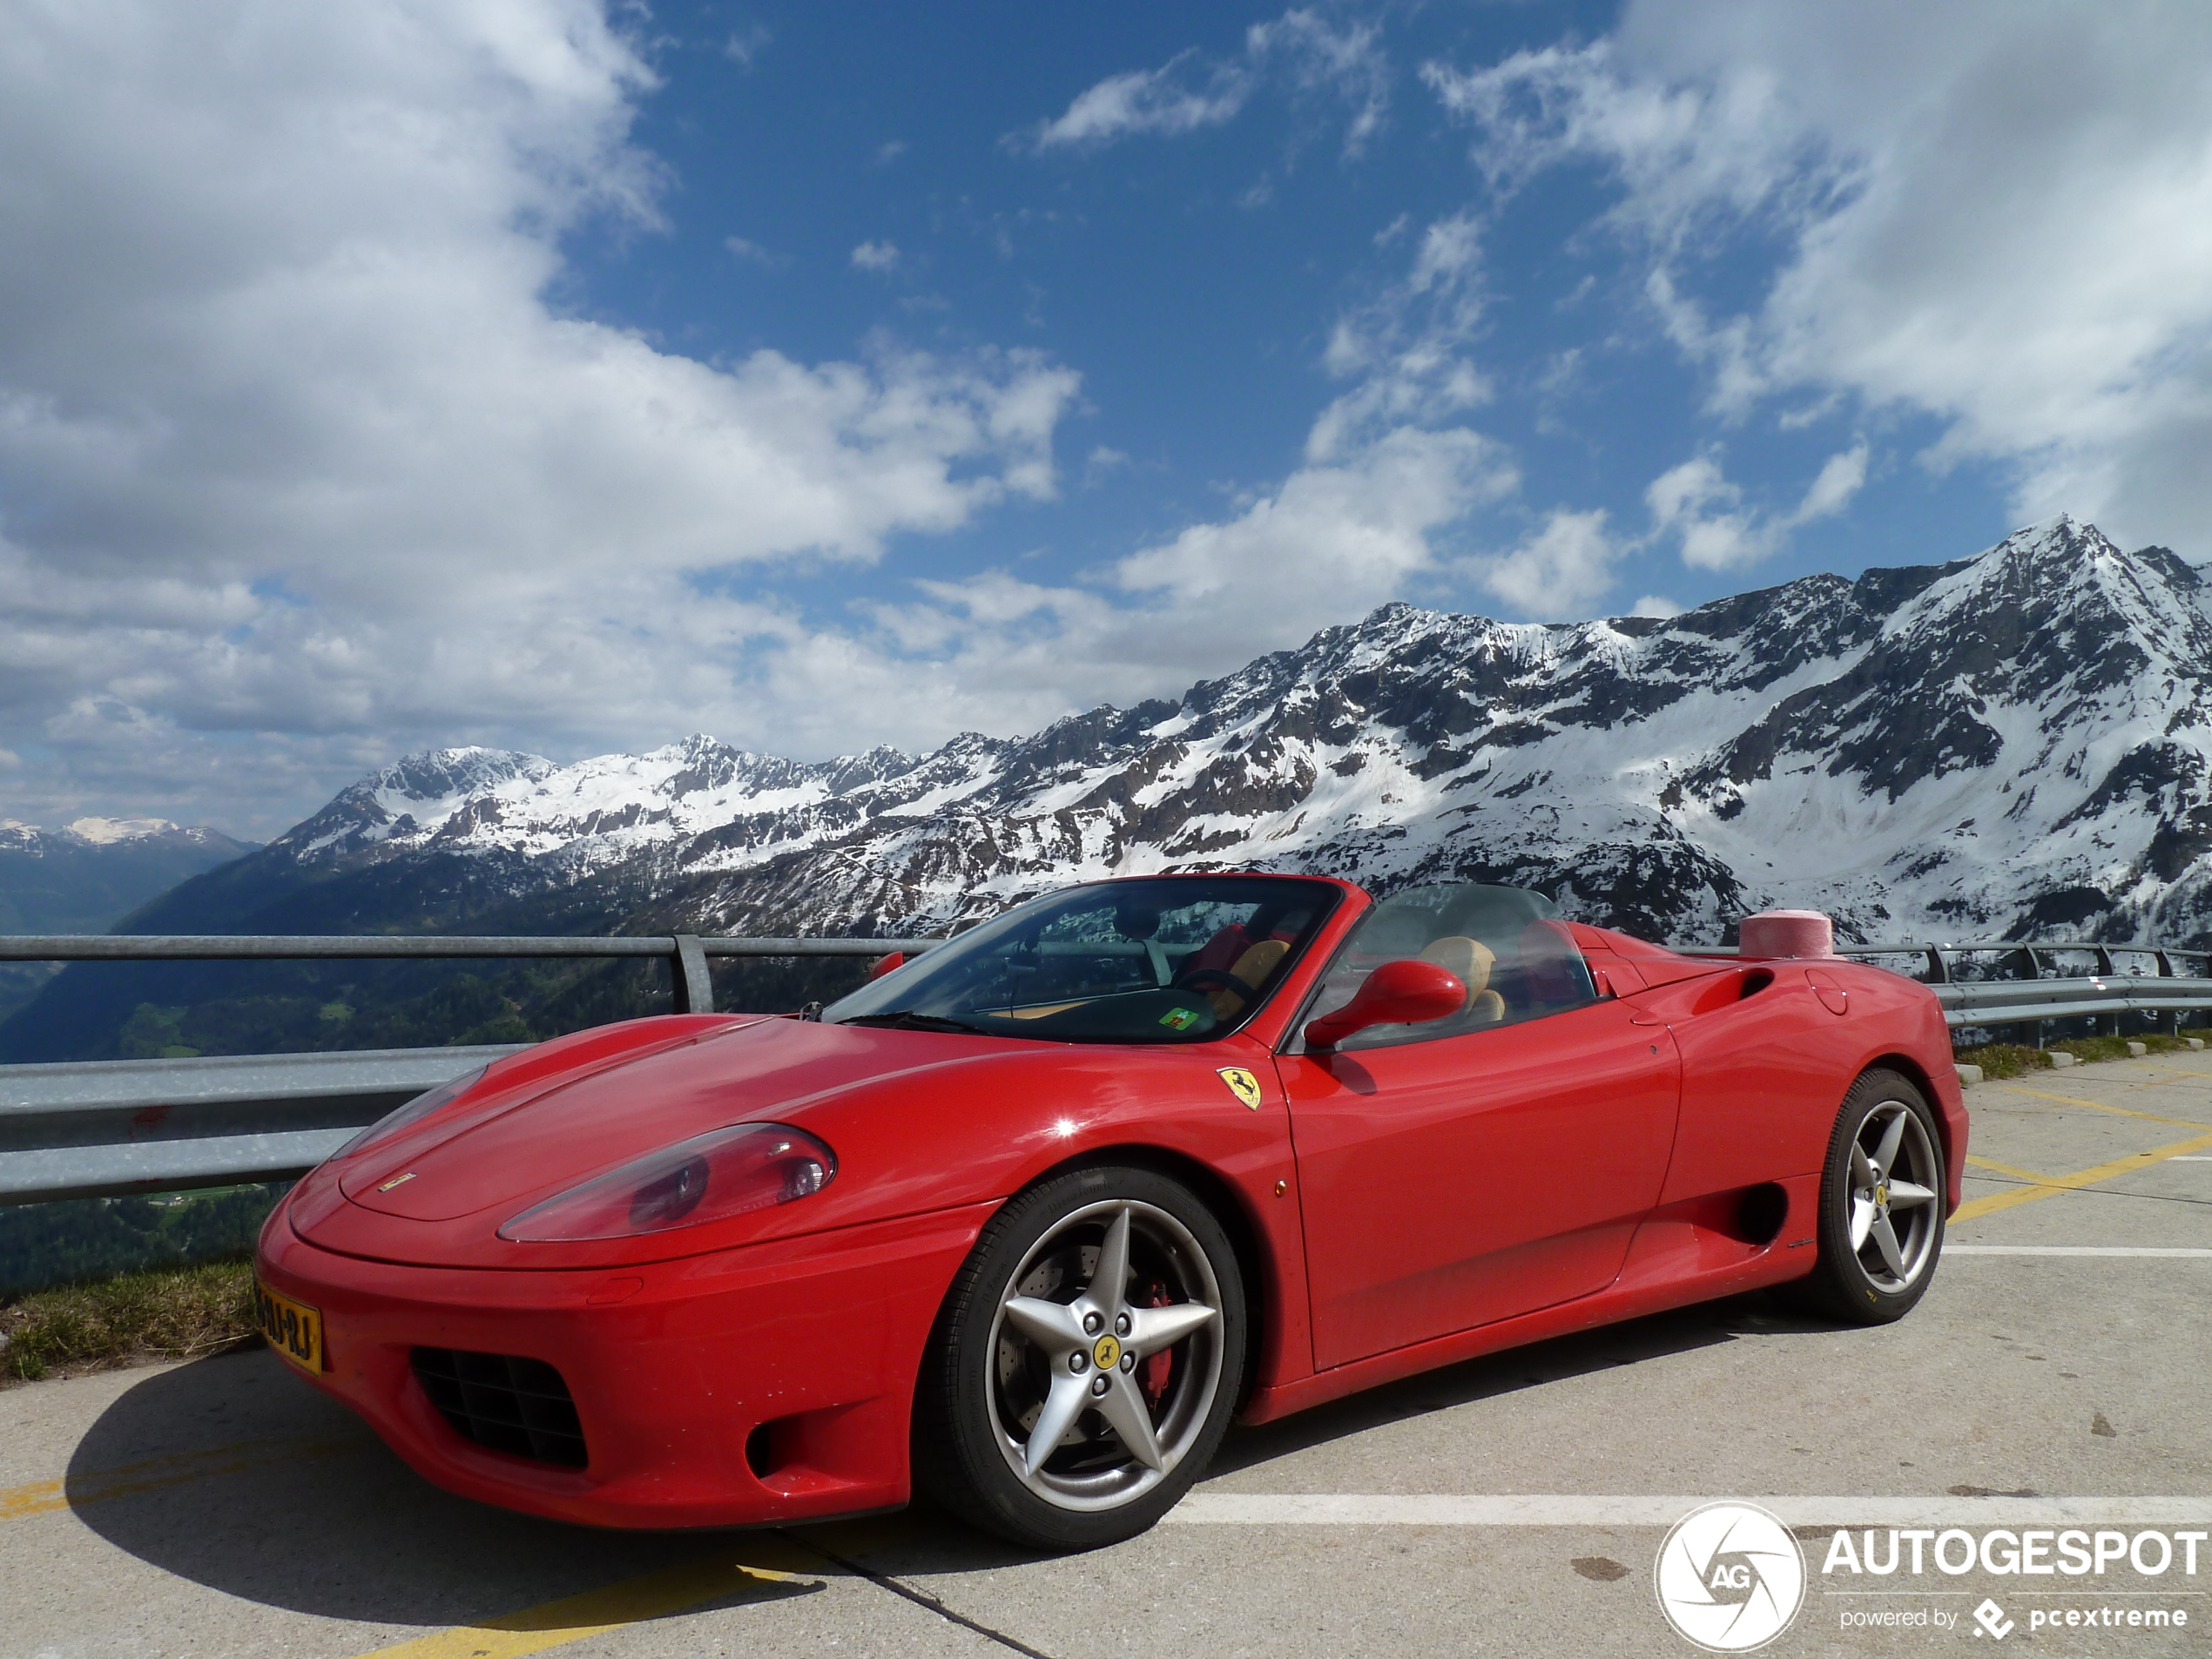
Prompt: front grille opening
<box><xmin>411</xmin><ymin>1347</ymin><xmax>588</xmax><ymax>1468</ymax></box>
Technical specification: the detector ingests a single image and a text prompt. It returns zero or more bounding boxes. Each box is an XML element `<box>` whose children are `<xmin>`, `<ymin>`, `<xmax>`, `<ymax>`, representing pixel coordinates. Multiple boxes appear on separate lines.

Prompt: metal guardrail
<box><xmin>0</xmin><ymin>1045</ymin><xmax>526</xmax><ymax>1204</ymax></box>
<box><xmin>1931</xmin><ymin>974</ymin><xmax>2212</xmax><ymax>1029</ymax></box>
<box><xmin>0</xmin><ymin>933</ymin><xmax>939</xmax><ymax>1205</ymax></box>
<box><xmin>1683</xmin><ymin>937</ymin><xmax>2212</xmax><ymax>1032</ymax></box>
<box><xmin>0</xmin><ymin>932</ymin><xmax>942</xmax><ymax>1017</ymax></box>
<box><xmin>2</xmin><ymin>928</ymin><xmax>2206</xmax><ymax>1207</ymax></box>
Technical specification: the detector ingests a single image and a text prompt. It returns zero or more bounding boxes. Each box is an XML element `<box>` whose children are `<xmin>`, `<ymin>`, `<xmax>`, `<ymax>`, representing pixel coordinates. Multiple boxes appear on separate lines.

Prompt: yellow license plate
<box><xmin>253</xmin><ymin>1278</ymin><xmax>324</xmax><ymax>1373</ymax></box>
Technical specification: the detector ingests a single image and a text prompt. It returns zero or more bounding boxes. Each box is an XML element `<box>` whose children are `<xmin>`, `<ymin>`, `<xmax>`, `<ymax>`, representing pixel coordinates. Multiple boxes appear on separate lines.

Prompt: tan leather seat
<box><xmin>1420</xmin><ymin>935</ymin><xmax>1505</xmax><ymax>1023</ymax></box>
<box><xmin>1206</xmin><ymin>939</ymin><xmax>1290</xmax><ymax>1018</ymax></box>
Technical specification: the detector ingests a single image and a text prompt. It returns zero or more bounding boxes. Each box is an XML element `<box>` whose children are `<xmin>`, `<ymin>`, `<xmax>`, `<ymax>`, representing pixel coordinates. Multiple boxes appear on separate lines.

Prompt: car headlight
<box><xmin>496</xmin><ymin>1123</ymin><xmax>837</xmax><ymax>1243</ymax></box>
<box><xmin>334</xmin><ymin>1064</ymin><xmax>489</xmax><ymax>1160</ymax></box>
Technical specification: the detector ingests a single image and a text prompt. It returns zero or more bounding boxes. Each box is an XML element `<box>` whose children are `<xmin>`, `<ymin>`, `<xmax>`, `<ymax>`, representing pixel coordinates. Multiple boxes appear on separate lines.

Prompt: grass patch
<box><xmin>1958</xmin><ymin>1031</ymin><xmax>2203</xmax><ymax>1078</ymax></box>
<box><xmin>1953</xmin><ymin>1042</ymin><xmax>2053</xmax><ymax>1079</ymax></box>
<box><xmin>0</xmin><ymin>1258</ymin><xmax>261</xmax><ymax>1386</ymax></box>
<box><xmin>2051</xmin><ymin>1032</ymin><xmax>2200</xmax><ymax>1064</ymax></box>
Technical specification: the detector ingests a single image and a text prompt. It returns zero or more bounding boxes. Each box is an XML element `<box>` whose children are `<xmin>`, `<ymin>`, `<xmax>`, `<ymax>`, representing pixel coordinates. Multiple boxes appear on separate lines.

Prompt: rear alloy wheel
<box><xmin>1795</xmin><ymin>1068</ymin><xmax>1946</xmax><ymax>1323</ymax></box>
<box><xmin>914</xmin><ymin>1165</ymin><xmax>1244</xmax><ymax>1550</ymax></box>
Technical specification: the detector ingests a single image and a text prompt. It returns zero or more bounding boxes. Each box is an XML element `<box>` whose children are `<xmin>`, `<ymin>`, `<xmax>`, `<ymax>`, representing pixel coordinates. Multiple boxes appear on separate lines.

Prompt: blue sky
<box><xmin>2</xmin><ymin>2</ymin><xmax>2209</xmax><ymax>834</ymax></box>
<box><xmin>588</xmin><ymin>1</ymin><xmax>1997</xmax><ymax>603</ymax></box>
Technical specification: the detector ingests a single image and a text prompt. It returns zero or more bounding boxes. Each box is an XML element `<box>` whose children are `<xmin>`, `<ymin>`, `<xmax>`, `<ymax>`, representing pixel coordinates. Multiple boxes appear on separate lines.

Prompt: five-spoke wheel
<box><xmin>914</xmin><ymin>1165</ymin><xmax>1244</xmax><ymax>1549</ymax></box>
<box><xmin>1796</xmin><ymin>1068</ymin><xmax>1946</xmax><ymax>1322</ymax></box>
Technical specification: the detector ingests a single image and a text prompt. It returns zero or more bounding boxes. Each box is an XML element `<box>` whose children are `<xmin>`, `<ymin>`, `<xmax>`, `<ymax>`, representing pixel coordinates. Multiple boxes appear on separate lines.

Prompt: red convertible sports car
<box><xmin>255</xmin><ymin>873</ymin><xmax>1966</xmax><ymax>1549</ymax></box>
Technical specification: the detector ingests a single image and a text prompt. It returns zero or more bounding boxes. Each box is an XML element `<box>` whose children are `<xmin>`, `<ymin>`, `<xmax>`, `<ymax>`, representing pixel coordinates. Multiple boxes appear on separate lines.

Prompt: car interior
<box><xmin>1295</xmin><ymin>883</ymin><xmax>1598</xmax><ymax>1051</ymax></box>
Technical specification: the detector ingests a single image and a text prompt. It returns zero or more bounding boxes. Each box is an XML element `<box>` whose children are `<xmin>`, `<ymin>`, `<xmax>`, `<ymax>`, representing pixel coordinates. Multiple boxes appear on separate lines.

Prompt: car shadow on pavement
<box><xmin>58</xmin><ymin>1349</ymin><xmax>980</xmax><ymax>1628</ymax></box>
<box><xmin>1207</xmin><ymin>1286</ymin><xmax>1837</xmax><ymax>1478</ymax></box>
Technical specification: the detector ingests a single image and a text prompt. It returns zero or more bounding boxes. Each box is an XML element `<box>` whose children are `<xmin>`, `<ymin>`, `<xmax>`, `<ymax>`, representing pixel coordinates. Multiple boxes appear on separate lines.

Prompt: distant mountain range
<box><xmin>4</xmin><ymin>514</ymin><xmax>2205</xmax><ymax>1059</ymax></box>
<box><xmin>0</xmin><ymin>817</ymin><xmax>258</xmax><ymax>1028</ymax></box>
<box><xmin>0</xmin><ymin>818</ymin><xmax>254</xmax><ymax>934</ymax></box>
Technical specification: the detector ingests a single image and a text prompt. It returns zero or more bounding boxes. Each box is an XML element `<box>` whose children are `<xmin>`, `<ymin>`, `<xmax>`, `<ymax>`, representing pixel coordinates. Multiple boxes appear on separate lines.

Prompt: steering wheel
<box><xmin>1170</xmin><ymin>967</ymin><xmax>1260</xmax><ymax>1005</ymax></box>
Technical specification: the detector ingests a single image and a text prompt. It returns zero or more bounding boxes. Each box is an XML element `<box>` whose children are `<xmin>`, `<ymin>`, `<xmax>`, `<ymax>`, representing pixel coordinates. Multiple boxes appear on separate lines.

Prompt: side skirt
<box><xmin>1238</xmin><ymin>1172</ymin><xmax>1821</xmax><ymax>1426</ymax></box>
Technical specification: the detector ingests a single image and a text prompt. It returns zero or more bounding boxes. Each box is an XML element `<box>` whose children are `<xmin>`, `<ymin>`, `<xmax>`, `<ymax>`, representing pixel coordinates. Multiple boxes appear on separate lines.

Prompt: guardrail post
<box><xmin>2092</xmin><ymin>945</ymin><xmax>2118</xmax><ymax>1036</ymax></box>
<box><xmin>671</xmin><ymin>935</ymin><xmax>712</xmax><ymax>1015</ymax></box>
<box><xmin>1925</xmin><ymin>944</ymin><xmax>1950</xmax><ymax>984</ymax></box>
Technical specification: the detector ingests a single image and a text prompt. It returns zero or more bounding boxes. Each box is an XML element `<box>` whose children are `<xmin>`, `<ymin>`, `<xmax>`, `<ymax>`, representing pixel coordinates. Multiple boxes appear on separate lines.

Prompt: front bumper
<box><xmin>255</xmin><ymin>1197</ymin><xmax>995</xmax><ymax>1529</ymax></box>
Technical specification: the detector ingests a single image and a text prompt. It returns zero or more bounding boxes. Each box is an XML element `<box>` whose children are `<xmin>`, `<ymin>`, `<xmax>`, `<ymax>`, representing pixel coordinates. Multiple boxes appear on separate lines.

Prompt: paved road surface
<box><xmin>4</xmin><ymin>1050</ymin><xmax>2209</xmax><ymax>1658</ymax></box>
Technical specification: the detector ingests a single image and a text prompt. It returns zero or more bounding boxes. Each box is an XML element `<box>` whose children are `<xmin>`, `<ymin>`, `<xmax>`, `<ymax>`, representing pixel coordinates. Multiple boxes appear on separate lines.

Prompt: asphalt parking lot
<box><xmin>4</xmin><ymin>1050</ymin><xmax>2209</xmax><ymax>1659</ymax></box>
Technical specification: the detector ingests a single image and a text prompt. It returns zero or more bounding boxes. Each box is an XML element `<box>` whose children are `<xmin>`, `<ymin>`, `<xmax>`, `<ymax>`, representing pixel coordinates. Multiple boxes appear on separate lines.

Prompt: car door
<box><xmin>1278</xmin><ymin>903</ymin><xmax>1682</xmax><ymax>1371</ymax></box>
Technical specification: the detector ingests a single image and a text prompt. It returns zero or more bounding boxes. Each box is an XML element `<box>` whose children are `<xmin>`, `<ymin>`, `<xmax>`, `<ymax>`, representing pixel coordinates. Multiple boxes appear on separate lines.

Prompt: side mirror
<box><xmin>1304</xmin><ymin>959</ymin><xmax>1466</xmax><ymax>1049</ymax></box>
<box><xmin>866</xmin><ymin>952</ymin><xmax>907</xmax><ymax>982</ymax></box>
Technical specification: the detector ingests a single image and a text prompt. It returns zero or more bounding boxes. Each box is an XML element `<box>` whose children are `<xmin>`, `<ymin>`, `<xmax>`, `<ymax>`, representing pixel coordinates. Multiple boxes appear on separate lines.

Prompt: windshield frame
<box><xmin>820</xmin><ymin>874</ymin><xmax>1348</xmax><ymax>1046</ymax></box>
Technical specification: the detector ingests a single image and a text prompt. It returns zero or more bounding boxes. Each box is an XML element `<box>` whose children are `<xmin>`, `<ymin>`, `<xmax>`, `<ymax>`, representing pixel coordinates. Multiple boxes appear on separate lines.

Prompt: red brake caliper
<box><xmin>1143</xmin><ymin>1280</ymin><xmax>1174</xmax><ymax>1406</ymax></box>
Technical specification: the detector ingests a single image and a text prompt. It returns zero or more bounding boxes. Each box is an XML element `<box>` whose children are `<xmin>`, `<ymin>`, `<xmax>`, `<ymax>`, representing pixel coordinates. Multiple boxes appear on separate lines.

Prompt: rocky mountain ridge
<box><xmin>69</xmin><ymin>516</ymin><xmax>2212</xmax><ymax>951</ymax></box>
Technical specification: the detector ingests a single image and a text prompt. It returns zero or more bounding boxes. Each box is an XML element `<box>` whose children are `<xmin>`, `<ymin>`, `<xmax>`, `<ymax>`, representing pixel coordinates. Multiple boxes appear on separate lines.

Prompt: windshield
<box><xmin>822</xmin><ymin>876</ymin><xmax>1342</xmax><ymax>1044</ymax></box>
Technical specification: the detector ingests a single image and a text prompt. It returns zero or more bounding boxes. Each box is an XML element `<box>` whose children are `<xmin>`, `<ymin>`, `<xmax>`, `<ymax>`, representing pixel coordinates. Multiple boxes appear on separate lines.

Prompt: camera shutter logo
<box><xmin>1654</xmin><ymin>1501</ymin><xmax>1806</xmax><ymax>1652</ymax></box>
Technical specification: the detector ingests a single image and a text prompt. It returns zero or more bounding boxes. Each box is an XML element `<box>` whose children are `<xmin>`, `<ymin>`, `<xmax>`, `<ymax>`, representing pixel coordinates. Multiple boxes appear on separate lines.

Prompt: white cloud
<box><xmin>724</xmin><ymin>25</ymin><xmax>771</xmax><ymax>69</ymax></box>
<box><xmin>1643</xmin><ymin>443</ymin><xmax>1869</xmax><ymax>571</ymax></box>
<box><xmin>849</xmin><ymin>239</ymin><xmax>901</xmax><ymax>272</ymax></box>
<box><xmin>1471</xmin><ymin>509</ymin><xmax>1620</xmax><ymax>617</ymax></box>
<box><xmin>1026</xmin><ymin>8</ymin><xmax>1387</xmax><ymax>157</ymax></box>
<box><xmin>1644</xmin><ymin>454</ymin><xmax>1769</xmax><ymax>570</ymax></box>
<box><xmin>1795</xmin><ymin>441</ymin><xmax>1867</xmax><ymax>523</ymax></box>
<box><xmin>724</xmin><ymin>235</ymin><xmax>786</xmax><ymax>268</ymax></box>
<box><xmin>1030</xmin><ymin>51</ymin><xmax>1253</xmax><ymax>150</ymax></box>
<box><xmin>0</xmin><ymin>0</ymin><xmax>1080</xmax><ymax>831</ymax></box>
<box><xmin>1630</xmin><ymin>594</ymin><xmax>1683</xmax><ymax>618</ymax></box>
<box><xmin>1426</xmin><ymin>1</ymin><xmax>2212</xmax><ymax>554</ymax></box>
<box><xmin>819</xmin><ymin>424</ymin><xmax>1521</xmax><ymax>738</ymax></box>
<box><xmin>1116</xmin><ymin>425</ymin><xmax>1515</xmax><ymax>612</ymax></box>
<box><xmin>1248</xmin><ymin>10</ymin><xmax>1390</xmax><ymax>157</ymax></box>
<box><xmin>1309</xmin><ymin>212</ymin><xmax>1492</xmax><ymax>462</ymax></box>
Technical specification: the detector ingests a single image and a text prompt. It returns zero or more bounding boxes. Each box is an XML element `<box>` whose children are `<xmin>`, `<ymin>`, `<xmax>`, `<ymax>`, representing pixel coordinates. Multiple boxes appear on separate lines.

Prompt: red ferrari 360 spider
<box><xmin>255</xmin><ymin>874</ymin><xmax>1966</xmax><ymax>1549</ymax></box>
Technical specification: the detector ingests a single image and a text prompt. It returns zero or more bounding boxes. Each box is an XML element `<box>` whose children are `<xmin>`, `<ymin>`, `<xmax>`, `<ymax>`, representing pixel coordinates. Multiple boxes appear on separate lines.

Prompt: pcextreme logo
<box><xmin>1655</xmin><ymin>1501</ymin><xmax>1808</xmax><ymax>1652</ymax></box>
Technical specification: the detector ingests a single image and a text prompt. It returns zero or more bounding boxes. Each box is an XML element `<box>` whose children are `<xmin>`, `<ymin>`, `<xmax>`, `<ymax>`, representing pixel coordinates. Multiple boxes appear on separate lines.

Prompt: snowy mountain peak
<box><xmin>250</xmin><ymin>518</ymin><xmax>2212</xmax><ymax>948</ymax></box>
<box><xmin>0</xmin><ymin>817</ymin><xmax>240</xmax><ymax>853</ymax></box>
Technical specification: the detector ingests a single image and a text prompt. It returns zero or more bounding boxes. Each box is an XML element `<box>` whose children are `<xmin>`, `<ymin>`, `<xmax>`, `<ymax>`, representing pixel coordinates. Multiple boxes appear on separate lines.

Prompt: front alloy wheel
<box><xmin>914</xmin><ymin>1165</ymin><xmax>1245</xmax><ymax>1549</ymax></box>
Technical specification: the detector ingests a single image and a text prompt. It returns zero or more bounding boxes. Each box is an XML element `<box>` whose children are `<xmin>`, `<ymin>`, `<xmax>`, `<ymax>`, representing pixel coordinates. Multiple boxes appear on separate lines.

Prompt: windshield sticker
<box><xmin>1159</xmin><ymin>1006</ymin><xmax>1202</xmax><ymax>1031</ymax></box>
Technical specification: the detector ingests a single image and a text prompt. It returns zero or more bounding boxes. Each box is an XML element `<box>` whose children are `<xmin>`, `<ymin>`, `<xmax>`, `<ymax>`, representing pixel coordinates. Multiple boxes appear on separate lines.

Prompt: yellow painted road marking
<box><xmin>359</xmin><ymin>1548</ymin><xmax>821</xmax><ymax>1659</ymax></box>
<box><xmin>1966</xmin><ymin>1153</ymin><xmax>2054</xmax><ymax>1184</ymax></box>
<box><xmin>1953</xmin><ymin>1129</ymin><xmax>2212</xmax><ymax>1222</ymax></box>
<box><xmin>0</xmin><ymin>1434</ymin><xmax>354</xmax><ymax>1523</ymax></box>
<box><xmin>1996</xmin><ymin>1082</ymin><xmax>2212</xmax><ymax>1130</ymax></box>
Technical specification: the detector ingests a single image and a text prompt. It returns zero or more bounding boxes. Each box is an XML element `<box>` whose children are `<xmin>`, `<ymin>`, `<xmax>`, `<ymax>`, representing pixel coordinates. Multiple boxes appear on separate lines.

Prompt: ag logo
<box><xmin>1653</xmin><ymin>1501</ymin><xmax>1804</xmax><ymax>1652</ymax></box>
<box><xmin>1216</xmin><ymin>1068</ymin><xmax>1264</xmax><ymax>1109</ymax></box>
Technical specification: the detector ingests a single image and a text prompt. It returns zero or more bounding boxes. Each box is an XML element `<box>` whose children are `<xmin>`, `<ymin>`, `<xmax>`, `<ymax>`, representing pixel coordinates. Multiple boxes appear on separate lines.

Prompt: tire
<box><xmin>913</xmin><ymin>1164</ymin><xmax>1246</xmax><ymax>1551</ymax></box>
<box><xmin>1792</xmin><ymin>1068</ymin><xmax>1947</xmax><ymax>1324</ymax></box>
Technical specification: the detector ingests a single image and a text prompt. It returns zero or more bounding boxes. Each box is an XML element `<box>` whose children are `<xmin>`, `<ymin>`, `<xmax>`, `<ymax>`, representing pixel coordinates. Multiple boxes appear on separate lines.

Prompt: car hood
<box><xmin>287</xmin><ymin>1012</ymin><xmax>1282</xmax><ymax>1271</ymax></box>
<box><xmin>336</xmin><ymin>1015</ymin><xmax>1001</xmax><ymax>1222</ymax></box>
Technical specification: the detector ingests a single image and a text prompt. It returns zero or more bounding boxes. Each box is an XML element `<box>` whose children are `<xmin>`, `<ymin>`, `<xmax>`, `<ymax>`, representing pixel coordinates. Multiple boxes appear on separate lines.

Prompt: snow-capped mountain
<box><xmin>0</xmin><ymin>818</ymin><xmax>254</xmax><ymax>935</ymax></box>
<box><xmin>160</xmin><ymin>516</ymin><xmax>2212</xmax><ymax>948</ymax></box>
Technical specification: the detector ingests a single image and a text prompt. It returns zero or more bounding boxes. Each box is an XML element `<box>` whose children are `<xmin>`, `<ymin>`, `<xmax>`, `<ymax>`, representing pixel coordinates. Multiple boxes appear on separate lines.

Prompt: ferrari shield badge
<box><xmin>1216</xmin><ymin>1067</ymin><xmax>1264</xmax><ymax>1110</ymax></box>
